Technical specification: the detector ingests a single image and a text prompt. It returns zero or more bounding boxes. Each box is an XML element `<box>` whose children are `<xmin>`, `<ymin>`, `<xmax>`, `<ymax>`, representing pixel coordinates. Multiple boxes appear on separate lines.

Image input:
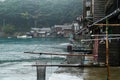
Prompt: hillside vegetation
<box><xmin>0</xmin><ymin>0</ymin><xmax>82</xmax><ymax>31</ymax></box>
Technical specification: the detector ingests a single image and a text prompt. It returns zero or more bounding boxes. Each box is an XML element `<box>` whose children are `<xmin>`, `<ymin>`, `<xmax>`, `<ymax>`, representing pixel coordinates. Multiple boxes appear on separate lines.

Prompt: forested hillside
<box><xmin>0</xmin><ymin>0</ymin><xmax>82</xmax><ymax>31</ymax></box>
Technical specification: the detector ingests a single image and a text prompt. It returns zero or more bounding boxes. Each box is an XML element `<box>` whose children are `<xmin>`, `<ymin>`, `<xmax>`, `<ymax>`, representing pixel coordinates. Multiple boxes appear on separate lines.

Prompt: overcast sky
<box><xmin>0</xmin><ymin>0</ymin><xmax>3</xmax><ymax>1</ymax></box>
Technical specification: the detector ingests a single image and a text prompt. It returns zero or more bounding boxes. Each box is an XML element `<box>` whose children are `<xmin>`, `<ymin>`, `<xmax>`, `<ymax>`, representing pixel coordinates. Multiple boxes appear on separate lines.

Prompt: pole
<box><xmin>36</xmin><ymin>61</ymin><xmax>46</xmax><ymax>80</ymax></box>
<box><xmin>106</xmin><ymin>19</ymin><xmax>110</xmax><ymax>80</ymax></box>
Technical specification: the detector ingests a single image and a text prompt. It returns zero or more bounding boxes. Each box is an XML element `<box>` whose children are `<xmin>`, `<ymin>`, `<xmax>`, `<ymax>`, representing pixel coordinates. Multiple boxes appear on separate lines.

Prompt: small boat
<box><xmin>8</xmin><ymin>37</ymin><xmax>12</xmax><ymax>39</ymax></box>
<box><xmin>17</xmin><ymin>35</ymin><xmax>32</xmax><ymax>39</ymax></box>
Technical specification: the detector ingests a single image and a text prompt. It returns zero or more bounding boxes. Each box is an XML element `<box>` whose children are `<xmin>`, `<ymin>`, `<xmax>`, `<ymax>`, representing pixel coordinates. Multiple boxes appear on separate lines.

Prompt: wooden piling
<box><xmin>36</xmin><ymin>62</ymin><xmax>46</xmax><ymax>80</ymax></box>
<box><xmin>105</xmin><ymin>19</ymin><xmax>111</xmax><ymax>80</ymax></box>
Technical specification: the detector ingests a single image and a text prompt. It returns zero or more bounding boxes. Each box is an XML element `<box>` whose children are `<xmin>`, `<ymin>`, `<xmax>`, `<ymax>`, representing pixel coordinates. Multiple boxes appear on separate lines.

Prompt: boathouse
<box><xmin>77</xmin><ymin>0</ymin><xmax>120</xmax><ymax>66</ymax></box>
<box><xmin>53</xmin><ymin>24</ymin><xmax>73</xmax><ymax>37</ymax></box>
<box><xmin>90</xmin><ymin>0</ymin><xmax>120</xmax><ymax>66</ymax></box>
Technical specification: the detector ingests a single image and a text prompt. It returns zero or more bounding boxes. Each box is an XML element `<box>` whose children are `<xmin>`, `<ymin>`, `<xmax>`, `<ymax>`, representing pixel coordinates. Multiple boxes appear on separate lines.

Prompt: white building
<box><xmin>30</xmin><ymin>27</ymin><xmax>51</xmax><ymax>37</ymax></box>
<box><xmin>53</xmin><ymin>24</ymin><xmax>73</xmax><ymax>37</ymax></box>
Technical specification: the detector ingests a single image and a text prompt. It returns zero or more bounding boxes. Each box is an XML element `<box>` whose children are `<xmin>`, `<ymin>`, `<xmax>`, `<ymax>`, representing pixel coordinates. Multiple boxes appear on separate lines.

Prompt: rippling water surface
<box><xmin>0</xmin><ymin>38</ymin><xmax>69</xmax><ymax>80</ymax></box>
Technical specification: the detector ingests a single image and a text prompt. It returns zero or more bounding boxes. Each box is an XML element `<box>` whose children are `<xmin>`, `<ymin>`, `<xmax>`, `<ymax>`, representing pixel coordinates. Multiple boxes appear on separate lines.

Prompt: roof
<box><xmin>88</xmin><ymin>8</ymin><xmax>120</xmax><ymax>27</ymax></box>
<box><xmin>40</xmin><ymin>28</ymin><xmax>51</xmax><ymax>31</ymax></box>
<box><xmin>31</xmin><ymin>27</ymin><xmax>51</xmax><ymax>31</ymax></box>
<box><xmin>54</xmin><ymin>25</ymin><xmax>72</xmax><ymax>30</ymax></box>
<box><xmin>31</xmin><ymin>28</ymin><xmax>41</xmax><ymax>31</ymax></box>
<box><xmin>38</xmin><ymin>31</ymin><xmax>46</xmax><ymax>34</ymax></box>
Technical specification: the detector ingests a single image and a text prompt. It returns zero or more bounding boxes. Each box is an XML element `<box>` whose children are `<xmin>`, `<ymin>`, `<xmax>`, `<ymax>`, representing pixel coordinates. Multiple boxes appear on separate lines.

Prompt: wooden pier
<box><xmin>24</xmin><ymin>52</ymin><xmax>93</xmax><ymax>56</ymax></box>
<box><xmin>31</xmin><ymin>64</ymin><xmax>106</xmax><ymax>68</ymax></box>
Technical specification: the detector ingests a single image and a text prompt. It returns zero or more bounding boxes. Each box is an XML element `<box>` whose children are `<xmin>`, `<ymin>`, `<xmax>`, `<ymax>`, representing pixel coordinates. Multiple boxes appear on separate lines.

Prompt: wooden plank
<box><xmin>24</xmin><ymin>52</ymin><xmax>93</xmax><ymax>56</ymax></box>
<box><xmin>31</xmin><ymin>64</ymin><xmax>106</xmax><ymax>68</ymax></box>
<box><xmin>94</xmin><ymin>24</ymin><xmax>120</xmax><ymax>27</ymax></box>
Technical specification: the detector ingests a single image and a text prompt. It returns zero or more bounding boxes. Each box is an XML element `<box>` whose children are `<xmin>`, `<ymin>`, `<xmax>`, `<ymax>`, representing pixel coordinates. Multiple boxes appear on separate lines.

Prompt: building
<box><xmin>75</xmin><ymin>0</ymin><xmax>120</xmax><ymax>66</ymax></box>
<box><xmin>30</xmin><ymin>27</ymin><xmax>51</xmax><ymax>37</ymax></box>
<box><xmin>38</xmin><ymin>28</ymin><xmax>51</xmax><ymax>37</ymax></box>
<box><xmin>53</xmin><ymin>24</ymin><xmax>73</xmax><ymax>37</ymax></box>
<box><xmin>83</xmin><ymin>0</ymin><xmax>120</xmax><ymax>66</ymax></box>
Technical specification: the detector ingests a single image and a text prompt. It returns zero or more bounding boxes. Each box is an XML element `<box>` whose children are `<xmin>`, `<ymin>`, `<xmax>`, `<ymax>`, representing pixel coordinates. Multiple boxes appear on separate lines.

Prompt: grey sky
<box><xmin>0</xmin><ymin>0</ymin><xmax>5</xmax><ymax>1</ymax></box>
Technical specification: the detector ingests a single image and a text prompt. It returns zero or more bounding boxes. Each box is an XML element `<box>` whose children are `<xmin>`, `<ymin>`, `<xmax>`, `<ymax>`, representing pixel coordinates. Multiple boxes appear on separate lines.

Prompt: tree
<box><xmin>0</xmin><ymin>0</ymin><xmax>82</xmax><ymax>31</ymax></box>
<box><xmin>2</xmin><ymin>24</ymin><xmax>15</xmax><ymax>35</ymax></box>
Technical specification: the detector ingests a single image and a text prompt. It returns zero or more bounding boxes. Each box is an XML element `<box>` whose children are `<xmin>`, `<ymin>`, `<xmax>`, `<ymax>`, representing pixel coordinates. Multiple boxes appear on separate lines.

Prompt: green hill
<box><xmin>0</xmin><ymin>0</ymin><xmax>82</xmax><ymax>31</ymax></box>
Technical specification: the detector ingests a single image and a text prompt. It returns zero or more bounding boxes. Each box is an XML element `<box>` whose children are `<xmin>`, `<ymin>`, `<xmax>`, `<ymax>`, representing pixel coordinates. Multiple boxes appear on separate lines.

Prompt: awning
<box><xmin>88</xmin><ymin>8</ymin><xmax>120</xmax><ymax>27</ymax></box>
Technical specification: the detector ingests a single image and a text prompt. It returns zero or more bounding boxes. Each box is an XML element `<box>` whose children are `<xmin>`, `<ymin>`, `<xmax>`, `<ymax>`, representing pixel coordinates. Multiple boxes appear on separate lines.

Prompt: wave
<box><xmin>0</xmin><ymin>57</ymin><xmax>65</xmax><ymax>64</ymax></box>
<box><xmin>59</xmin><ymin>43</ymin><xmax>71</xmax><ymax>46</ymax></box>
<box><xmin>48</xmin><ymin>73</ymin><xmax>83</xmax><ymax>80</ymax></box>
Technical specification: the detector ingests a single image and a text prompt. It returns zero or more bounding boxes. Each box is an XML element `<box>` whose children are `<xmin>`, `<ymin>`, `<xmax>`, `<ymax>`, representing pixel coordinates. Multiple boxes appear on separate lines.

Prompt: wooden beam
<box><xmin>24</xmin><ymin>52</ymin><xmax>93</xmax><ymax>56</ymax></box>
<box><xmin>31</xmin><ymin>64</ymin><xmax>106</xmax><ymax>68</ymax></box>
<box><xmin>94</xmin><ymin>24</ymin><xmax>120</xmax><ymax>27</ymax></box>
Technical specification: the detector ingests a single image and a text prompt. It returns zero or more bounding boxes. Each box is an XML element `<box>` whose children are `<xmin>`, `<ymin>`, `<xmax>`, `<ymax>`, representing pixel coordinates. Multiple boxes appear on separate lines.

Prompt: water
<box><xmin>0</xmin><ymin>38</ymin><xmax>70</xmax><ymax>80</ymax></box>
<box><xmin>0</xmin><ymin>38</ymin><xmax>68</xmax><ymax>61</ymax></box>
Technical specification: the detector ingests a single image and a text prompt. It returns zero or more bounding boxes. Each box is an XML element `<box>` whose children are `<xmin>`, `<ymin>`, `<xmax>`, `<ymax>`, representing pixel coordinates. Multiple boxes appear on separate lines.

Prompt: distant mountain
<box><xmin>0</xmin><ymin>0</ymin><xmax>82</xmax><ymax>31</ymax></box>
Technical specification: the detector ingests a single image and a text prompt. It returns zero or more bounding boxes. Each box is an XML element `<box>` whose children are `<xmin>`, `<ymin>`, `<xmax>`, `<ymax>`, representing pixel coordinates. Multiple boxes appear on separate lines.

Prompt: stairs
<box><xmin>94</xmin><ymin>0</ymin><xmax>105</xmax><ymax>21</ymax></box>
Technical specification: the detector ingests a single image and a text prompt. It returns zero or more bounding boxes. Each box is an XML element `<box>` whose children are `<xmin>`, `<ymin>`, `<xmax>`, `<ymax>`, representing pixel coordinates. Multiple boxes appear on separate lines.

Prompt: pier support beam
<box><xmin>36</xmin><ymin>62</ymin><xmax>46</xmax><ymax>80</ymax></box>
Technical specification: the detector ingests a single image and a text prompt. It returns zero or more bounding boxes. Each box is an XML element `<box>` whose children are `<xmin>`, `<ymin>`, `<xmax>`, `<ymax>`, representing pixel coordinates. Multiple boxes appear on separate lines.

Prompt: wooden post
<box><xmin>93</xmin><ymin>36</ymin><xmax>99</xmax><ymax>63</ymax></box>
<box><xmin>36</xmin><ymin>61</ymin><xmax>46</xmax><ymax>80</ymax></box>
<box><xmin>106</xmin><ymin>19</ymin><xmax>110</xmax><ymax>80</ymax></box>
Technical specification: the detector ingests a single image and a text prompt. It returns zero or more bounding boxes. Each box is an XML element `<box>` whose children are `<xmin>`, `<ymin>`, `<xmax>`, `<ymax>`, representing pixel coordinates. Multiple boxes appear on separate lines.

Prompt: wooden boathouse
<box><xmin>93</xmin><ymin>0</ymin><xmax>120</xmax><ymax>66</ymax></box>
<box><xmin>82</xmin><ymin>0</ymin><xmax>120</xmax><ymax>66</ymax></box>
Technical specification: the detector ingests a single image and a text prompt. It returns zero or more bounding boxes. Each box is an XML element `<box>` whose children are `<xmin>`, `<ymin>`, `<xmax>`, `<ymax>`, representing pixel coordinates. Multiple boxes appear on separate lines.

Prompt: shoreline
<box><xmin>48</xmin><ymin>52</ymin><xmax>120</xmax><ymax>80</ymax></box>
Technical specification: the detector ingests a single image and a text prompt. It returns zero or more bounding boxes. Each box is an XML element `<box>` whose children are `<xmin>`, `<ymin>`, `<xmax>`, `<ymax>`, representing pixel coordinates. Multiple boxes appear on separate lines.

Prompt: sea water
<box><xmin>0</xmin><ymin>38</ymin><xmax>83</xmax><ymax>80</ymax></box>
